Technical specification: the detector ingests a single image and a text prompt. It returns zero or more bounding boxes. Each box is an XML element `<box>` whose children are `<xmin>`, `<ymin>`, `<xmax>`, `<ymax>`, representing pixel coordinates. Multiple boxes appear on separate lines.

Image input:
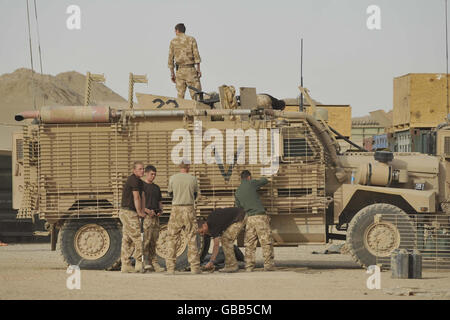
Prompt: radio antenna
<box><xmin>300</xmin><ymin>38</ymin><xmax>304</xmax><ymax>112</ymax></box>
<box><xmin>446</xmin><ymin>0</ymin><xmax>449</xmax><ymax>122</ymax></box>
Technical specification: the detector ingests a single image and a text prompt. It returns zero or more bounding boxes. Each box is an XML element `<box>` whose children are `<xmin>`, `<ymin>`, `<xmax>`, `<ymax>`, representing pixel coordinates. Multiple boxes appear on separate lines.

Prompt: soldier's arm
<box><xmin>210</xmin><ymin>237</ymin><xmax>220</xmax><ymax>262</ymax></box>
<box><xmin>235</xmin><ymin>196</ymin><xmax>242</xmax><ymax>208</ymax></box>
<box><xmin>168</xmin><ymin>177</ymin><xmax>173</xmax><ymax>199</ymax></box>
<box><xmin>192</xmin><ymin>38</ymin><xmax>201</xmax><ymax>75</ymax></box>
<box><xmin>253</xmin><ymin>177</ymin><xmax>269</xmax><ymax>189</ymax></box>
<box><xmin>168</xmin><ymin>41</ymin><xmax>176</xmax><ymax>82</ymax></box>
<box><xmin>192</xmin><ymin>38</ymin><xmax>201</xmax><ymax>65</ymax></box>
<box><xmin>143</xmin><ymin>191</ymin><xmax>150</xmax><ymax>215</ymax></box>
<box><xmin>133</xmin><ymin>191</ymin><xmax>145</xmax><ymax>217</ymax></box>
<box><xmin>158</xmin><ymin>201</ymin><xmax>163</xmax><ymax>215</ymax></box>
<box><xmin>193</xmin><ymin>177</ymin><xmax>199</xmax><ymax>199</ymax></box>
<box><xmin>168</xmin><ymin>41</ymin><xmax>175</xmax><ymax>70</ymax></box>
<box><xmin>205</xmin><ymin>237</ymin><xmax>220</xmax><ymax>268</ymax></box>
<box><xmin>142</xmin><ymin>191</ymin><xmax>146</xmax><ymax>212</ymax></box>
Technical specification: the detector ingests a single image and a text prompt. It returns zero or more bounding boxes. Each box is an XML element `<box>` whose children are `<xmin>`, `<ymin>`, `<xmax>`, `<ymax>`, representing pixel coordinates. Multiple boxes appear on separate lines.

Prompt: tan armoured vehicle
<box><xmin>12</xmin><ymin>76</ymin><xmax>450</xmax><ymax>270</ymax></box>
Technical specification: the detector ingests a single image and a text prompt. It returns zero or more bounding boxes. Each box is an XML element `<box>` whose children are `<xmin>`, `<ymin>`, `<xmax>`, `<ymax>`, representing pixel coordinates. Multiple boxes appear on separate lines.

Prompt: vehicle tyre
<box><xmin>155</xmin><ymin>223</ymin><xmax>211</xmax><ymax>270</ymax></box>
<box><xmin>346</xmin><ymin>203</ymin><xmax>415</xmax><ymax>268</ymax></box>
<box><xmin>58</xmin><ymin>219</ymin><xmax>122</xmax><ymax>270</ymax></box>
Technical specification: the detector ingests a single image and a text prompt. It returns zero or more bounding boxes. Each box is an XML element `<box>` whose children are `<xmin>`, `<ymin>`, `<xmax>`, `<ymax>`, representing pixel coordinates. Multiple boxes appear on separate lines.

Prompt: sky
<box><xmin>0</xmin><ymin>0</ymin><xmax>447</xmax><ymax>116</ymax></box>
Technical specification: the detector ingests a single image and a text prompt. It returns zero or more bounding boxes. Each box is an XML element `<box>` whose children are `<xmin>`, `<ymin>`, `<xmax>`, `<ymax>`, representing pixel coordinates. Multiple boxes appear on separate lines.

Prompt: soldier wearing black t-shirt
<box><xmin>198</xmin><ymin>207</ymin><xmax>246</xmax><ymax>273</ymax></box>
<box><xmin>142</xmin><ymin>165</ymin><xmax>164</xmax><ymax>272</ymax></box>
<box><xmin>119</xmin><ymin>161</ymin><xmax>146</xmax><ymax>273</ymax></box>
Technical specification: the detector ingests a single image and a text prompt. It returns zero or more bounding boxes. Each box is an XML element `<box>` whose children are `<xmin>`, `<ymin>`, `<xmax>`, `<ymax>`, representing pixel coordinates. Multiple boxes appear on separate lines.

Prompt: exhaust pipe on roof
<box><xmin>15</xmin><ymin>106</ymin><xmax>254</xmax><ymax>123</ymax></box>
<box><xmin>15</xmin><ymin>110</ymin><xmax>40</xmax><ymax>122</ymax></box>
<box><xmin>15</xmin><ymin>106</ymin><xmax>112</xmax><ymax>123</ymax></box>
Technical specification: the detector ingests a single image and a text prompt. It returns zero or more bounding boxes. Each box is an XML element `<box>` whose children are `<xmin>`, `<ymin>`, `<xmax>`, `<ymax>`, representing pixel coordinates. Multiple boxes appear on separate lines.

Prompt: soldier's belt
<box><xmin>172</xmin><ymin>204</ymin><xmax>194</xmax><ymax>206</ymax></box>
<box><xmin>247</xmin><ymin>212</ymin><xmax>266</xmax><ymax>216</ymax></box>
<box><xmin>177</xmin><ymin>64</ymin><xmax>195</xmax><ymax>68</ymax></box>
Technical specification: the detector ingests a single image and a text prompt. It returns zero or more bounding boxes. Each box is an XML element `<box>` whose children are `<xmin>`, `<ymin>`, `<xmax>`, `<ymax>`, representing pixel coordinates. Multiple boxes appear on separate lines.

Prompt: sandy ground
<box><xmin>0</xmin><ymin>243</ymin><xmax>449</xmax><ymax>300</ymax></box>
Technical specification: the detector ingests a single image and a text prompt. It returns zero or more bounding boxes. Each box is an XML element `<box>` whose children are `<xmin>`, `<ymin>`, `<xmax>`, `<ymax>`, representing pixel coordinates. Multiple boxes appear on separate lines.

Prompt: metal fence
<box><xmin>372</xmin><ymin>214</ymin><xmax>450</xmax><ymax>270</ymax></box>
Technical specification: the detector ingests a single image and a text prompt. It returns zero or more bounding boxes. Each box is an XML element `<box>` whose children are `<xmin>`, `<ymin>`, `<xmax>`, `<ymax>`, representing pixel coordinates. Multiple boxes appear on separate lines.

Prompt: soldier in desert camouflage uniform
<box><xmin>235</xmin><ymin>170</ymin><xmax>275</xmax><ymax>272</ymax></box>
<box><xmin>165</xmin><ymin>162</ymin><xmax>201</xmax><ymax>274</ymax></box>
<box><xmin>142</xmin><ymin>165</ymin><xmax>165</xmax><ymax>272</ymax></box>
<box><xmin>119</xmin><ymin>161</ymin><xmax>147</xmax><ymax>273</ymax></box>
<box><xmin>168</xmin><ymin>23</ymin><xmax>202</xmax><ymax>99</ymax></box>
<box><xmin>198</xmin><ymin>207</ymin><xmax>247</xmax><ymax>273</ymax></box>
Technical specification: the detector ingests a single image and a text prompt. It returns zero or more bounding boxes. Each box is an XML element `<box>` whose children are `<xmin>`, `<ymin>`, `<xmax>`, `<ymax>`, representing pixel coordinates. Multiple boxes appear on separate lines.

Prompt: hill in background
<box><xmin>0</xmin><ymin>68</ymin><xmax>127</xmax><ymax>150</ymax></box>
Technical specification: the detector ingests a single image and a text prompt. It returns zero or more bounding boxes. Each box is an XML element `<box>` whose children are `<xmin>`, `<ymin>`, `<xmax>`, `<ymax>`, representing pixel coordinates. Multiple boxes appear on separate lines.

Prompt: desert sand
<box><xmin>1</xmin><ymin>243</ymin><xmax>449</xmax><ymax>300</ymax></box>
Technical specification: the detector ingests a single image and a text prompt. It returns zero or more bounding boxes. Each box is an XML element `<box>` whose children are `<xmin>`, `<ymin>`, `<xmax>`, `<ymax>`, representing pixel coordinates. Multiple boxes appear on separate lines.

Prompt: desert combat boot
<box><xmin>121</xmin><ymin>263</ymin><xmax>138</xmax><ymax>273</ymax></box>
<box><xmin>135</xmin><ymin>260</ymin><xmax>144</xmax><ymax>273</ymax></box>
<box><xmin>218</xmin><ymin>265</ymin><xmax>239</xmax><ymax>273</ymax></box>
<box><xmin>152</xmin><ymin>259</ymin><xmax>165</xmax><ymax>272</ymax></box>
<box><xmin>145</xmin><ymin>260</ymin><xmax>165</xmax><ymax>273</ymax></box>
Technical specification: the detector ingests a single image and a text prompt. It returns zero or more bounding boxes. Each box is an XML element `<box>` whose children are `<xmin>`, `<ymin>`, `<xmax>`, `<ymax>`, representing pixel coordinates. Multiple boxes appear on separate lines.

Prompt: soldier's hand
<box><xmin>149</xmin><ymin>209</ymin><xmax>156</xmax><ymax>217</ymax></box>
<box><xmin>197</xmin><ymin>70</ymin><xmax>202</xmax><ymax>78</ymax></box>
<box><xmin>138</xmin><ymin>211</ymin><xmax>147</xmax><ymax>218</ymax></box>
<box><xmin>171</xmin><ymin>74</ymin><xmax>176</xmax><ymax>83</ymax></box>
<box><xmin>201</xmin><ymin>262</ymin><xmax>215</xmax><ymax>272</ymax></box>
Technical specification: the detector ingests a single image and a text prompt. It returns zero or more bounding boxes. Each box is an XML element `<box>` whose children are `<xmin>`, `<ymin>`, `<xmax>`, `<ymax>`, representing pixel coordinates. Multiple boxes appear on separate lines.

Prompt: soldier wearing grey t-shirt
<box><xmin>165</xmin><ymin>162</ymin><xmax>201</xmax><ymax>274</ymax></box>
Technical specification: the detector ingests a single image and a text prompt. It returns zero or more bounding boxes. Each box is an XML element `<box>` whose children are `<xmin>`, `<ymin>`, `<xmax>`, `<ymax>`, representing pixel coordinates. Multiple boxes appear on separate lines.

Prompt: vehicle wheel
<box><xmin>58</xmin><ymin>219</ymin><xmax>122</xmax><ymax>270</ymax></box>
<box><xmin>346</xmin><ymin>203</ymin><xmax>415</xmax><ymax>268</ymax></box>
<box><xmin>155</xmin><ymin>224</ymin><xmax>211</xmax><ymax>270</ymax></box>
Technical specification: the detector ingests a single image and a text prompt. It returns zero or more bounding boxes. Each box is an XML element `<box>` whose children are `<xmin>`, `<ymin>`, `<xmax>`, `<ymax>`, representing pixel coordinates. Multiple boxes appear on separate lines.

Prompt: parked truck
<box><xmin>12</xmin><ymin>81</ymin><xmax>450</xmax><ymax>270</ymax></box>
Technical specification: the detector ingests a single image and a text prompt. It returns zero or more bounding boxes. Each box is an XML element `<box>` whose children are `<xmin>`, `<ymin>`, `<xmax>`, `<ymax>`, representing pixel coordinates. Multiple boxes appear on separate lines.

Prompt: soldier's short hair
<box><xmin>133</xmin><ymin>161</ymin><xmax>144</xmax><ymax>169</ymax></box>
<box><xmin>197</xmin><ymin>216</ymin><xmax>207</xmax><ymax>227</ymax></box>
<box><xmin>240</xmin><ymin>170</ymin><xmax>251</xmax><ymax>180</ymax></box>
<box><xmin>175</xmin><ymin>23</ymin><xmax>186</xmax><ymax>33</ymax></box>
<box><xmin>179</xmin><ymin>159</ymin><xmax>190</xmax><ymax>169</ymax></box>
<box><xmin>145</xmin><ymin>165</ymin><xmax>157</xmax><ymax>173</ymax></box>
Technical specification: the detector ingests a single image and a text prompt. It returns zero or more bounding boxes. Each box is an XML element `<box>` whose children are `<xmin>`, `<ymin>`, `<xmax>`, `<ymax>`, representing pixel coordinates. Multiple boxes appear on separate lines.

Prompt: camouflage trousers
<box><xmin>176</xmin><ymin>67</ymin><xmax>201</xmax><ymax>99</ymax></box>
<box><xmin>165</xmin><ymin>205</ymin><xmax>200</xmax><ymax>272</ymax></box>
<box><xmin>119</xmin><ymin>209</ymin><xmax>151</xmax><ymax>266</ymax></box>
<box><xmin>222</xmin><ymin>217</ymin><xmax>247</xmax><ymax>269</ymax></box>
<box><xmin>144</xmin><ymin>216</ymin><xmax>160</xmax><ymax>265</ymax></box>
<box><xmin>244</xmin><ymin>214</ymin><xmax>274</xmax><ymax>269</ymax></box>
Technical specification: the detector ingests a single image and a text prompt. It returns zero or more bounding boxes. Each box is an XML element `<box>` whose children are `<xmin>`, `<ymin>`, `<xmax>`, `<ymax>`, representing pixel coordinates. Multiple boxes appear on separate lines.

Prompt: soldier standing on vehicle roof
<box><xmin>168</xmin><ymin>23</ymin><xmax>202</xmax><ymax>99</ymax></box>
<box><xmin>165</xmin><ymin>161</ymin><xmax>202</xmax><ymax>274</ymax></box>
<box><xmin>119</xmin><ymin>161</ymin><xmax>147</xmax><ymax>273</ymax></box>
<box><xmin>198</xmin><ymin>207</ymin><xmax>247</xmax><ymax>273</ymax></box>
<box><xmin>235</xmin><ymin>170</ymin><xmax>275</xmax><ymax>272</ymax></box>
<box><xmin>142</xmin><ymin>165</ymin><xmax>165</xmax><ymax>272</ymax></box>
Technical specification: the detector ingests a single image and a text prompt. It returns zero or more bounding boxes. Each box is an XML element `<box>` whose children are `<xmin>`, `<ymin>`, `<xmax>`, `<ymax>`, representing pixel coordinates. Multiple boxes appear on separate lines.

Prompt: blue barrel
<box><xmin>391</xmin><ymin>249</ymin><xmax>409</xmax><ymax>279</ymax></box>
<box><xmin>408</xmin><ymin>249</ymin><xmax>422</xmax><ymax>279</ymax></box>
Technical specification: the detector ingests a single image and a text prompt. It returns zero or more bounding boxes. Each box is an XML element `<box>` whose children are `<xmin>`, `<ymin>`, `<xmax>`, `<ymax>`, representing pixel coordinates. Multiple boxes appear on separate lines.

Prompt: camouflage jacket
<box><xmin>168</xmin><ymin>33</ymin><xmax>201</xmax><ymax>69</ymax></box>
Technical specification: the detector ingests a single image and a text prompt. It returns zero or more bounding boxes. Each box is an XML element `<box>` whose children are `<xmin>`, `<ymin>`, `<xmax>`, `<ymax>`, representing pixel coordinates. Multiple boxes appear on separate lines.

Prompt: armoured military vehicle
<box><xmin>12</xmin><ymin>74</ymin><xmax>450</xmax><ymax>270</ymax></box>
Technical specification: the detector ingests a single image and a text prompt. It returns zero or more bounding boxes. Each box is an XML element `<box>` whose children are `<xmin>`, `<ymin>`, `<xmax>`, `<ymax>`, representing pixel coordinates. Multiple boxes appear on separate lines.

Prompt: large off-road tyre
<box><xmin>346</xmin><ymin>203</ymin><xmax>415</xmax><ymax>268</ymax></box>
<box><xmin>58</xmin><ymin>219</ymin><xmax>122</xmax><ymax>270</ymax></box>
<box><xmin>155</xmin><ymin>224</ymin><xmax>211</xmax><ymax>270</ymax></box>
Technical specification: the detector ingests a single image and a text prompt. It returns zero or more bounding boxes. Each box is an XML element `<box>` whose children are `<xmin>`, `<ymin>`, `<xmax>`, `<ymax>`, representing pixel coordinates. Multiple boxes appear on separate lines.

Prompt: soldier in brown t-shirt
<box><xmin>119</xmin><ymin>161</ymin><xmax>146</xmax><ymax>273</ymax></box>
<box><xmin>142</xmin><ymin>165</ymin><xmax>164</xmax><ymax>272</ymax></box>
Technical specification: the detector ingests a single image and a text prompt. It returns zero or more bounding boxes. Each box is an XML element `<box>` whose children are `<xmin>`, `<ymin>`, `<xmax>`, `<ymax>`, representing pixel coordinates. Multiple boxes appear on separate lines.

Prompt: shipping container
<box><xmin>393</xmin><ymin>73</ymin><xmax>449</xmax><ymax>131</ymax></box>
